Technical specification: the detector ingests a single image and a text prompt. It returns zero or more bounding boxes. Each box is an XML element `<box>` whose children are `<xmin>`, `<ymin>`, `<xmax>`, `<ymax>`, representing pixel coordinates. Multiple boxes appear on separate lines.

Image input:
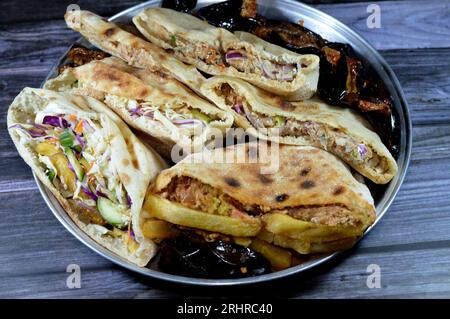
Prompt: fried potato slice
<box><xmin>258</xmin><ymin>229</ymin><xmax>357</xmax><ymax>254</ymax></box>
<box><xmin>142</xmin><ymin>219</ymin><xmax>179</xmax><ymax>240</ymax></box>
<box><xmin>262</xmin><ymin>213</ymin><xmax>362</xmax><ymax>242</ymax></box>
<box><xmin>143</xmin><ymin>194</ymin><xmax>262</xmax><ymax>237</ymax></box>
<box><xmin>250</xmin><ymin>238</ymin><xmax>293</xmax><ymax>270</ymax></box>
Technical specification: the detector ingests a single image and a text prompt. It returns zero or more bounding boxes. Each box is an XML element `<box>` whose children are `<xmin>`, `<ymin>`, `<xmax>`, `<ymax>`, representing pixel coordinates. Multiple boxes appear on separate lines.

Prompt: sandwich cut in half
<box><xmin>45</xmin><ymin>57</ymin><xmax>233</xmax><ymax>158</ymax></box>
<box><xmin>143</xmin><ymin>142</ymin><xmax>376</xmax><ymax>256</ymax></box>
<box><xmin>8</xmin><ymin>88</ymin><xmax>167</xmax><ymax>266</ymax></box>
<box><xmin>133</xmin><ymin>8</ymin><xmax>320</xmax><ymax>101</ymax></box>
<box><xmin>200</xmin><ymin>76</ymin><xmax>398</xmax><ymax>184</ymax></box>
<box><xmin>64</xmin><ymin>10</ymin><xmax>207</xmax><ymax>97</ymax></box>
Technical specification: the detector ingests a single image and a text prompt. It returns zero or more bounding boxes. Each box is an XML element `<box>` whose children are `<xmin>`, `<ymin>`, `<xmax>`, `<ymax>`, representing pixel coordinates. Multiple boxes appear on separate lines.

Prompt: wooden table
<box><xmin>1</xmin><ymin>0</ymin><xmax>449</xmax><ymax>298</ymax></box>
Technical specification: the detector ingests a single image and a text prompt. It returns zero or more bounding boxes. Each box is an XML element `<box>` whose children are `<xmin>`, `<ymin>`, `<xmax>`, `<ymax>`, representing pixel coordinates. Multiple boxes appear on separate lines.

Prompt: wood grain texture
<box><xmin>315</xmin><ymin>0</ymin><xmax>450</xmax><ymax>49</ymax></box>
<box><xmin>1</xmin><ymin>0</ymin><xmax>450</xmax><ymax>298</ymax></box>
<box><xmin>0</xmin><ymin>0</ymin><xmax>407</xmax><ymax>24</ymax></box>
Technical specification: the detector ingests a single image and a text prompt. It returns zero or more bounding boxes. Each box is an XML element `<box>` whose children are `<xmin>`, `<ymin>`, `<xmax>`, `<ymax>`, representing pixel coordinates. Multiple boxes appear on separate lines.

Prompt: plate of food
<box><xmin>6</xmin><ymin>0</ymin><xmax>411</xmax><ymax>285</ymax></box>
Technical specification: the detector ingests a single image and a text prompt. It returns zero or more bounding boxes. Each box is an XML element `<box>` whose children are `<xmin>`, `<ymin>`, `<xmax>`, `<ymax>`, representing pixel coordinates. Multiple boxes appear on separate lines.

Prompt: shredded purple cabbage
<box><xmin>43</xmin><ymin>115</ymin><xmax>69</xmax><ymax>128</ymax></box>
<box><xmin>95</xmin><ymin>190</ymin><xmax>107</xmax><ymax>198</ymax></box>
<box><xmin>81</xmin><ymin>186</ymin><xmax>98</xmax><ymax>201</ymax></box>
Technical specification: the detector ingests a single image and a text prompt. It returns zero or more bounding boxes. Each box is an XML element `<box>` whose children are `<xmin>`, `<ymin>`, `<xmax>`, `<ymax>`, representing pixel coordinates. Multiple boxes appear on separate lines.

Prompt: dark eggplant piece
<box><xmin>196</xmin><ymin>0</ymin><xmax>399</xmax><ymax>157</ymax></box>
<box><xmin>58</xmin><ymin>45</ymin><xmax>109</xmax><ymax>74</ymax></box>
<box><xmin>151</xmin><ymin>236</ymin><xmax>271</xmax><ymax>278</ymax></box>
<box><xmin>162</xmin><ymin>0</ymin><xmax>197</xmax><ymax>13</ymax></box>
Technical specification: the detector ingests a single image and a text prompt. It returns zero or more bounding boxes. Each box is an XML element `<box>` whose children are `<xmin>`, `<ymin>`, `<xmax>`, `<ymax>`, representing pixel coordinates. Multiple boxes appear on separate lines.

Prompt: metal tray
<box><xmin>36</xmin><ymin>0</ymin><xmax>412</xmax><ymax>286</ymax></box>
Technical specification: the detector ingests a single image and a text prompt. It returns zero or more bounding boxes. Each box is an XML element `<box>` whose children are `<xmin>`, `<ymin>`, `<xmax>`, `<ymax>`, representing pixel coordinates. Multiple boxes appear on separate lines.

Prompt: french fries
<box><xmin>142</xmin><ymin>219</ymin><xmax>179</xmax><ymax>240</ymax></box>
<box><xmin>250</xmin><ymin>238</ymin><xmax>293</xmax><ymax>270</ymax></box>
<box><xmin>309</xmin><ymin>237</ymin><xmax>357</xmax><ymax>254</ymax></box>
<box><xmin>262</xmin><ymin>213</ymin><xmax>362</xmax><ymax>242</ymax></box>
<box><xmin>143</xmin><ymin>194</ymin><xmax>262</xmax><ymax>237</ymax></box>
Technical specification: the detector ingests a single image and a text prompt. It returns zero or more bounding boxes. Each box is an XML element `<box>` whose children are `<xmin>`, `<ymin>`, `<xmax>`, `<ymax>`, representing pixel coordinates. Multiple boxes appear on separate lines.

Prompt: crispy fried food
<box><xmin>250</xmin><ymin>238</ymin><xmax>292</xmax><ymax>270</ymax></box>
<box><xmin>143</xmin><ymin>194</ymin><xmax>262</xmax><ymax>237</ymax></box>
<box><xmin>262</xmin><ymin>213</ymin><xmax>362</xmax><ymax>241</ymax></box>
<box><xmin>142</xmin><ymin>219</ymin><xmax>180</xmax><ymax>240</ymax></box>
<box><xmin>240</xmin><ymin>0</ymin><xmax>257</xmax><ymax>18</ymax></box>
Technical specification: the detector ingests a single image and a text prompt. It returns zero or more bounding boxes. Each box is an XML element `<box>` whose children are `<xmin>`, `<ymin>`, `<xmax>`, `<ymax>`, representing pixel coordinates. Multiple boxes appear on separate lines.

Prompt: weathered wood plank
<box><xmin>0</xmin><ymin>0</ymin><xmax>409</xmax><ymax>24</ymax></box>
<box><xmin>1</xmin><ymin>0</ymin><xmax>449</xmax><ymax>299</ymax></box>
<box><xmin>1</xmin><ymin>1</ymin><xmax>448</xmax><ymax>50</ymax></box>
<box><xmin>0</xmin><ymin>116</ymin><xmax>449</xmax><ymax>298</ymax></box>
<box><xmin>314</xmin><ymin>0</ymin><xmax>450</xmax><ymax>50</ymax></box>
<box><xmin>1</xmin><ymin>184</ymin><xmax>450</xmax><ymax>299</ymax></box>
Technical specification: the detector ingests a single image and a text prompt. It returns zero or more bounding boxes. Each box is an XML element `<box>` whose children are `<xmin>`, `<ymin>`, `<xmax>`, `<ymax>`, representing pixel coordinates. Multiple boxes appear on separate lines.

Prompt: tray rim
<box><xmin>34</xmin><ymin>0</ymin><xmax>413</xmax><ymax>286</ymax></box>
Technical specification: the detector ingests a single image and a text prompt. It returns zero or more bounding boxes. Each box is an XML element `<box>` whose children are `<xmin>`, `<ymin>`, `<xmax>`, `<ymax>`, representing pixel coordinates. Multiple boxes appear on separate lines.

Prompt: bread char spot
<box><xmin>224</xmin><ymin>177</ymin><xmax>240</xmax><ymax>187</ymax></box>
<box><xmin>301</xmin><ymin>180</ymin><xmax>315</xmax><ymax>189</ymax></box>
<box><xmin>139</xmin><ymin>88</ymin><xmax>149</xmax><ymax>97</ymax></box>
<box><xmin>275</xmin><ymin>194</ymin><xmax>289</xmax><ymax>202</ymax></box>
<box><xmin>132</xmin><ymin>159</ymin><xmax>139</xmax><ymax>170</ymax></box>
<box><xmin>333</xmin><ymin>186</ymin><xmax>346</xmax><ymax>195</ymax></box>
<box><xmin>104</xmin><ymin>27</ymin><xmax>117</xmax><ymax>37</ymax></box>
<box><xmin>300</xmin><ymin>167</ymin><xmax>311</xmax><ymax>176</ymax></box>
<box><xmin>258</xmin><ymin>174</ymin><xmax>273</xmax><ymax>184</ymax></box>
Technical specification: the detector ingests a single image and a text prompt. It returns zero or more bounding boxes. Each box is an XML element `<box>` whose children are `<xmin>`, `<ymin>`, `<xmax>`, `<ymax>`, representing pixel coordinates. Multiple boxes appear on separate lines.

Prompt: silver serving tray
<box><xmin>36</xmin><ymin>0</ymin><xmax>412</xmax><ymax>286</ymax></box>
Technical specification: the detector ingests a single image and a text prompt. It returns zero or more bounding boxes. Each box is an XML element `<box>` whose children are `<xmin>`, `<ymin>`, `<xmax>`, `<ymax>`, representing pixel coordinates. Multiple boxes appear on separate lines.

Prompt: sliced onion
<box><xmin>68</xmin><ymin>162</ymin><xmax>76</xmax><ymax>177</ymax></box>
<box><xmin>357</xmin><ymin>144</ymin><xmax>368</xmax><ymax>157</ymax></box>
<box><xmin>75</xmin><ymin>134</ymin><xmax>86</xmax><ymax>150</ymax></box>
<box><xmin>143</xmin><ymin>111</ymin><xmax>154</xmax><ymax>118</ymax></box>
<box><xmin>127</xmin><ymin>194</ymin><xmax>132</xmax><ymax>206</ymax></box>
<box><xmin>225</xmin><ymin>51</ymin><xmax>244</xmax><ymax>60</ymax></box>
<box><xmin>232</xmin><ymin>103</ymin><xmax>244</xmax><ymax>114</ymax></box>
<box><xmin>242</xmin><ymin>106</ymin><xmax>262</xmax><ymax>129</ymax></box>
<box><xmin>82</xmin><ymin>119</ymin><xmax>94</xmax><ymax>133</ymax></box>
<box><xmin>172</xmin><ymin>119</ymin><xmax>204</xmax><ymax>126</ymax></box>
<box><xmin>75</xmin><ymin>200</ymin><xmax>98</xmax><ymax>211</ymax></box>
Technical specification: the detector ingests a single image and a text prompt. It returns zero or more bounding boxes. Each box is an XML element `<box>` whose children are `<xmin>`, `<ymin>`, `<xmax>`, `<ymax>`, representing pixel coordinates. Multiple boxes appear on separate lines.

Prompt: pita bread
<box><xmin>44</xmin><ymin>57</ymin><xmax>234</xmax><ymax>159</ymax></box>
<box><xmin>7</xmin><ymin>88</ymin><xmax>167</xmax><ymax>266</ymax></box>
<box><xmin>64</xmin><ymin>10</ymin><xmax>206</xmax><ymax>97</ymax></box>
<box><xmin>133</xmin><ymin>8</ymin><xmax>320</xmax><ymax>100</ymax></box>
<box><xmin>144</xmin><ymin>142</ymin><xmax>376</xmax><ymax>254</ymax></box>
<box><xmin>200</xmin><ymin>76</ymin><xmax>398</xmax><ymax>184</ymax></box>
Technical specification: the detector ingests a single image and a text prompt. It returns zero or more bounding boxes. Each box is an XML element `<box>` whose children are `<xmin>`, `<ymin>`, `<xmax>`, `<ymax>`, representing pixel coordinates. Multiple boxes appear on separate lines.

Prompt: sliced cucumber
<box><xmin>65</xmin><ymin>148</ymin><xmax>84</xmax><ymax>181</ymax></box>
<box><xmin>97</xmin><ymin>197</ymin><xmax>129</xmax><ymax>228</ymax></box>
<box><xmin>191</xmin><ymin>109</ymin><xmax>212</xmax><ymax>123</ymax></box>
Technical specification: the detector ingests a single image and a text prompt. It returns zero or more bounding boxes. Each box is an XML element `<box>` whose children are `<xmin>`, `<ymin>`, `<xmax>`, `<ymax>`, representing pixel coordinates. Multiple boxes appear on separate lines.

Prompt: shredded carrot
<box><xmin>69</xmin><ymin>114</ymin><xmax>77</xmax><ymax>122</ymax></box>
<box><xmin>74</xmin><ymin>120</ymin><xmax>84</xmax><ymax>134</ymax></box>
<box><xmin>127</xmin><ymin>222</ymin><xmax>132</xmax><ymax>245</ymax></box>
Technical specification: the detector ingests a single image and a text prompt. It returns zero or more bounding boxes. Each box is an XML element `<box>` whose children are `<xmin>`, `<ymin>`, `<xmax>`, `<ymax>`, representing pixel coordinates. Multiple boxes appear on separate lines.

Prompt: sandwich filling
<box><xmin>156</xmin><ymin>176</ymin><xmax>362</xmax><ymax>228</ymax></box>
<box><xmin>164</xmin><ymin>32</ymin><xmax>300</xmax><ymax>82</ymax></box>
<box><xmin>216</xmin><ymin>84</ymin><xmax>387</xmax><ymax>174</ymax></box>
<box><xmin>70</xmin><ymin>81</ymin><xmax>222</xmax><ymax>131</ymax></box>
<box><xmin>10</xmin><ymin>109</ymin><xmax>138</xmax><ymax>249</ymax></box>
